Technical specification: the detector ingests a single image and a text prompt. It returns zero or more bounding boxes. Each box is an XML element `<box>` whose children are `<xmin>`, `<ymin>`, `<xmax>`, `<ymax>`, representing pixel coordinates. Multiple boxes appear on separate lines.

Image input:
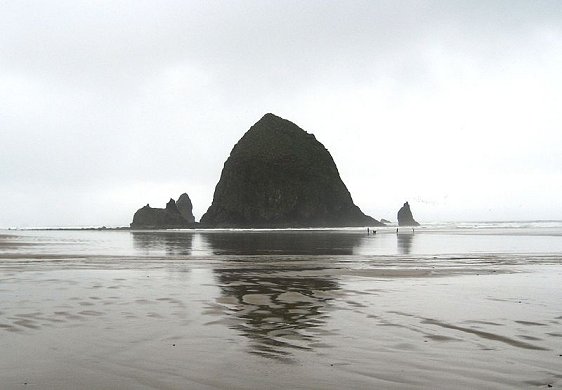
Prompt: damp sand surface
<box><xmin>1</xmin><ymin>228</ymin><xmax>562</xmax><ymax>389</ymax></box>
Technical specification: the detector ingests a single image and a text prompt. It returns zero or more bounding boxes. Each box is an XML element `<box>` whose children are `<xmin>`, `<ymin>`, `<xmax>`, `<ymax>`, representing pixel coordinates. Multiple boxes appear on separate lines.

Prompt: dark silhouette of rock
<box><xmin>131</xmin><ymin>198</ymin><xmax>193</xmax><ymax>229</ymax></box>
<box><xmin>200</xmin><ymin>113</ymin><xmax>381</xmax><ymax>228</ymax></box>
<box><xmin>165</xmin><ymin>198</ymin><xmax>180</xmax><ymax>213</ymax></box>
<box><xmin>176</xmin><ymin>193</ymin><xmax>195</xmax><ymax>223</ymax></box>
<box><xmin>397</xmin><ymin>202</ymin><xmax>420</xmax><ymax>226</ymax></box>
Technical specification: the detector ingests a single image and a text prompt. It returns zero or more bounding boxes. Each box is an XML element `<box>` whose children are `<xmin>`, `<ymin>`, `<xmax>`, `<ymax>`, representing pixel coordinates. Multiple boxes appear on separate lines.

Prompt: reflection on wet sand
<box><xmin>130</xmin><ymin>231</ymin><xmax>357</xmax><ymax>360</ymax></box>
<box><xmin>132</xmin><ymin>231</ymin><xmax>194</xmax><ymax>255</ymax></box>
<box><xmin>202</xmin><ymin>231</ymin><xmax>362</xmax><ymax>255</ymax></box>
<box><xmin>211</xmin><ymin>265</ymin><xmax>339</xmax><ymax>361</ymax></box>
<box><xmin>201</xmin><ymin>233</ymin><xmax>352</xmax><ymax>360</ymax></box>
<box><xmin>397</xmin><ymin>233</ymin><xmax>414</xmax><ymax>255</ymax></box>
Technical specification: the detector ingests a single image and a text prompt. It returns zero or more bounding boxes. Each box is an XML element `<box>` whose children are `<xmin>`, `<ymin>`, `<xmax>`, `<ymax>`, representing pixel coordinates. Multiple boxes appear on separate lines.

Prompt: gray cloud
<box><xmin>1</xmin><ymin>1</ymin><xmax>561</xmax><ymax>226</ymax></box>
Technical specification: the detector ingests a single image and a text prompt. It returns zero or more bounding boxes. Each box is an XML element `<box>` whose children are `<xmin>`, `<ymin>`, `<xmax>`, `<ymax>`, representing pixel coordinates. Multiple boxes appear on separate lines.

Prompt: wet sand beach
<box><xmin>1</xmin><ymin>226</ymin><xmax>561</xmax><ymax>389</ymax></box>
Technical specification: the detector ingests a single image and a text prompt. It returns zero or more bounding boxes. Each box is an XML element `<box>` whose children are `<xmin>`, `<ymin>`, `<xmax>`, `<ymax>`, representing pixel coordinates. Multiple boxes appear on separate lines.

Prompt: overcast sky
<box><xmin>1</xmin><ymin>1</ymin><xmax>561</xmax><ymax>227</ymax></box>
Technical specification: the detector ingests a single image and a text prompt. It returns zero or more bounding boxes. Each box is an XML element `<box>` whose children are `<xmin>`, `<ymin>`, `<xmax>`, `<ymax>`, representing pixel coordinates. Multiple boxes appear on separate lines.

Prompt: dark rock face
<box><xmin>397</xmin><ymin>202</ymin><xmax>420</xmax><ymax>226</ymax></box>
<box><xmin>176</xmin><ymin>193</ymin><xmax>195</xmax><ymax>223</ymax></box>
<box><xmin>200</xmin><ymin>113</ymin><xmax>381</xmax><ymax>228</ymax></box>
<box><xmin>131</xmin><ymin>197</ymin><xmax>194</xmax><ymax>229</ymax></box>
<box><xmin>165</xmin><ymin>198</ymin><xmax>180</xmax><ymax>214</ymax></box>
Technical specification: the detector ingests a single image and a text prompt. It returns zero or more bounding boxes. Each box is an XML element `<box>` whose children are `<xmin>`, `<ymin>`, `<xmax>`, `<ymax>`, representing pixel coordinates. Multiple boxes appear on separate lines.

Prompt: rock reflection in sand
<box><xmin>202</xmin><ymin>231</ymin><xmax>350</xmax><ymax>360</ymax></box>
<box><xmin>397</xmin><ymin>232</ymin><xmax>414</xmax><ymax>255</ymax></box>
<box><xmin>202</xmin><ymin>231</ymin><xmax>362</xmax><ymax>255</ymax></box>
<box><xmin>211</xmin><ymin>265</ymin><xmax>339</xmax><ymax>360</ymax></box>
<box><xmin>132</xmin><ymin>231</ymin><xmax>194</xmax><ymax>256</ymax></box>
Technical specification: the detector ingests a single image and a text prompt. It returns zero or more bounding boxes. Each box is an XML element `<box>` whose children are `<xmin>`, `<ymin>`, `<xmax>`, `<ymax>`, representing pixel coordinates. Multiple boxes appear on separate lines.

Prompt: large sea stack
<box><xmin>397</xmin><ymin>201</ymin><xmax>420</xmax><ymax>226</ymax></box>
<box><xmin>200</xmin><ymin>113</ymin><xmax>381</xmax><ymax>228</ymax></box>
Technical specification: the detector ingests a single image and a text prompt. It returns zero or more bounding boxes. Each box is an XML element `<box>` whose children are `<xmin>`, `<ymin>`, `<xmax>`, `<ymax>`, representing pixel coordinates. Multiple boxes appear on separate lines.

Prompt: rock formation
<box><xmin>131</xmin><ymin>196</ymin><xmax>194</xmax><ymax>229</ymax></box>
<box><xmin>176</xmin><ymin>193</ymin><xmax>195</xmax><ymax>223</ymax></box>
<box><xmin>200</xmin><ymin>113</ymin><xmax>382</xmax><ymax>228</ymax></box>
<box><xmin>397</xmin><ymin>202</ymin><xmax>420</xmax><ymax>226</ymax></box>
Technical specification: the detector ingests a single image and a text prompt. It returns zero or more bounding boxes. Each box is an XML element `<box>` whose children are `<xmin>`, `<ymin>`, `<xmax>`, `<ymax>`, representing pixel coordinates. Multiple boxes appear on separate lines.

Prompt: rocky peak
<box><xmin>397</xmin><ymin>202</ymin><xmax>420</xmax><ymax>226</ymax></box>
<box><xmin>165</xmin><ymin>198</ymin><xmax>179</xmax><ymax>213</ymax></box>
<box><xmin>176</xmin><ymin>193</ymin><xmax>195</xmax><ymax>223</ymax></box>
<box><xmin>200</xmin><ymin>113</ymin><xmax>381</xmax><ymax>227</ymax></box>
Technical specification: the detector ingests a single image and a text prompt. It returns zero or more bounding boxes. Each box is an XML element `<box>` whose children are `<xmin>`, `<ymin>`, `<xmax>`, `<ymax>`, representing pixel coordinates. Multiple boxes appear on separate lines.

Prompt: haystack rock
<box><xmin>200</xmin><ymin>113</ymin><xmax>381</xmax><ymax>228</ymax></box>
<box><xmin>176</xmin><ymin>193</ymin><xmax>195</xmax><ymax>223</ymax></box>
<box><xmin>131</xmin><ymin>197</ymin><xmax>193</xmax><ymax>229</ymax></box>
<box><xmin>397</xmin><ymin>202</ymin><xmax>420</xmax><ymax>226</ymax></box>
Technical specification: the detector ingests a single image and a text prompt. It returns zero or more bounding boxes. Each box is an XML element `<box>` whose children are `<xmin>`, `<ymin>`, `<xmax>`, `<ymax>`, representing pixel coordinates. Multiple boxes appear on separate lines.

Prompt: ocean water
<box><xmin>1</xmin><ymin>222</ymin><xmax>561</xmax><ymax>389</ymax></box>
<box><xmin>3</xmin><ymin>220</ymin><xmax>562</xmax><ymax>257</ymax></box>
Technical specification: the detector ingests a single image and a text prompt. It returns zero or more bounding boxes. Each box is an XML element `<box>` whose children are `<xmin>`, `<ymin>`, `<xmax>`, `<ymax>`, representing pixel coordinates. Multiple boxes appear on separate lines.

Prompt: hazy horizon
<box><xmin>2</xmin><ymin>1</ymin><xmax>561</xmax><ymax>227</ymax></box>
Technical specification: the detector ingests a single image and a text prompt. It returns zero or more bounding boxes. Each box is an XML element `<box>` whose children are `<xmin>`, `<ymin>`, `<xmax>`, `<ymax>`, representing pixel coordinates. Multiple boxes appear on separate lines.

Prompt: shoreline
<box><xmin>2</xmin><ymin>219</ymin><xmax>562</xmax><ymax>232</ymax></box>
